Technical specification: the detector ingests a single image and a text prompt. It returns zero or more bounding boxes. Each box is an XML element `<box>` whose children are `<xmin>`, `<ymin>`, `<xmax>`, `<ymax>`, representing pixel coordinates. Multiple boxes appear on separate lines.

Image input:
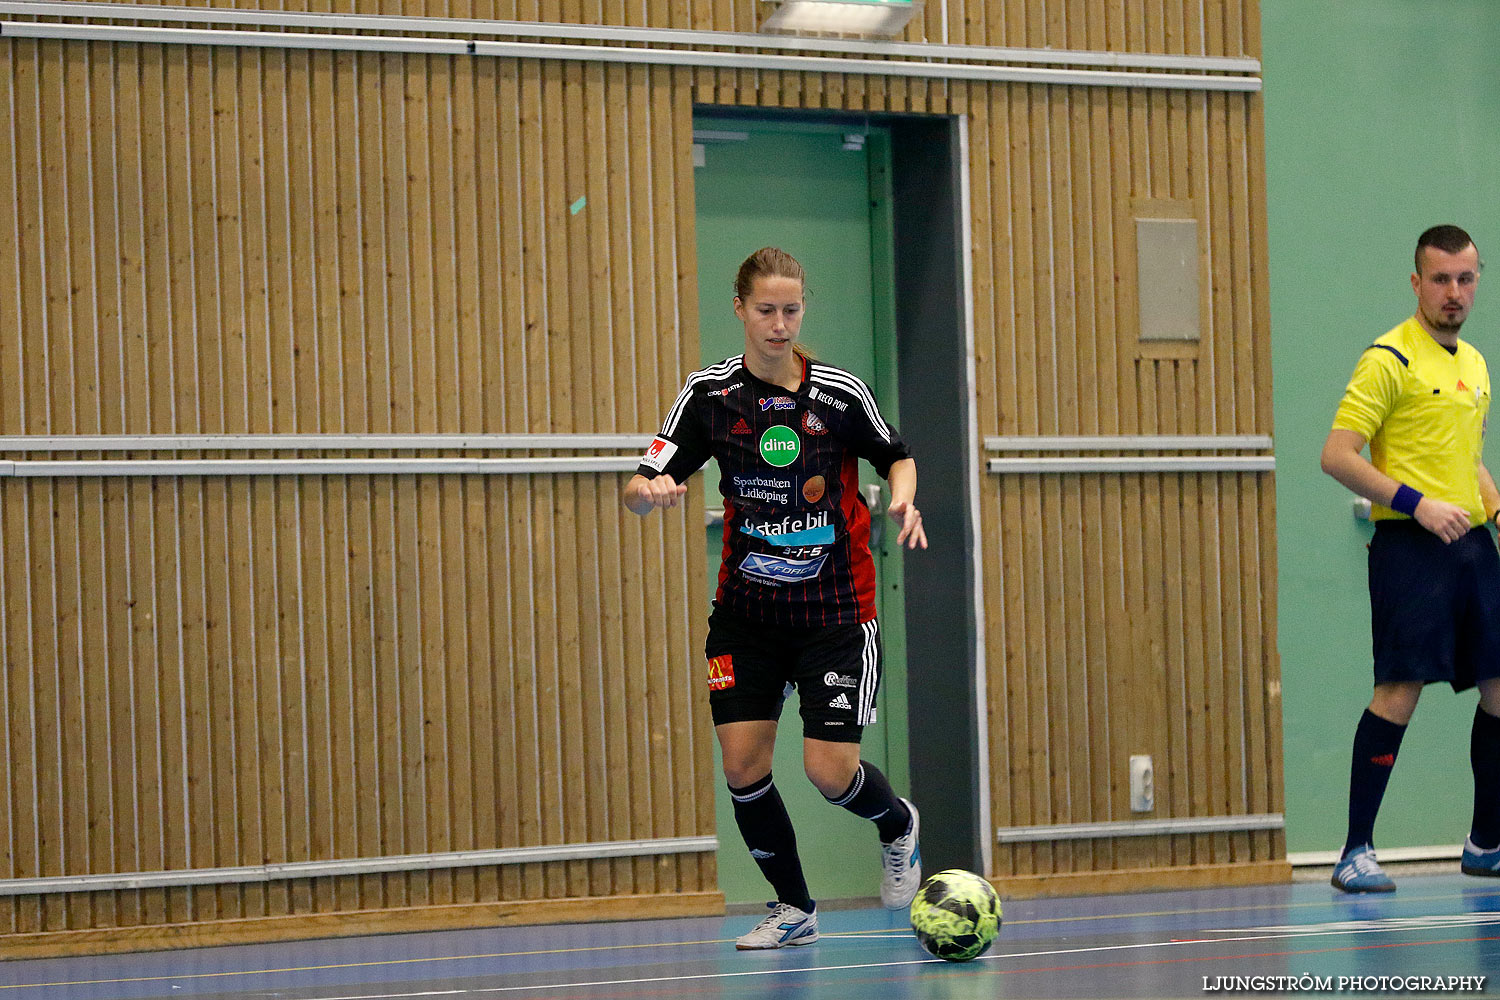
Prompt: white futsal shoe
<box><xmin>880</xmin><ymin>798</ymin><xmax>922</xmax><ymax>909</ymax></box>
<box><xmin>735</xmin><ymin>901</ymin><xmax>819</xmax><ymax>950</ymax></box>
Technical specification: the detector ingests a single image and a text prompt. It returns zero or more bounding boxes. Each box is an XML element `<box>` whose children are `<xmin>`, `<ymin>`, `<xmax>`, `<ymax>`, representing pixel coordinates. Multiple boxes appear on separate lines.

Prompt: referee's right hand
<box><xmin>1414</xmin><ymin>496</ymin><xmax>1472</xmax><ymax>544</ymax></box>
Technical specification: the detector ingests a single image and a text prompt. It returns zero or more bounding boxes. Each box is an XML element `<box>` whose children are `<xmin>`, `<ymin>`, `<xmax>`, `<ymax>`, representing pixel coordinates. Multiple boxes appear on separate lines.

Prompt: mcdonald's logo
<box><xmin>708</xmin><ymin>654</ymin><xmax>736</xmax><ymax>691</ymax></box>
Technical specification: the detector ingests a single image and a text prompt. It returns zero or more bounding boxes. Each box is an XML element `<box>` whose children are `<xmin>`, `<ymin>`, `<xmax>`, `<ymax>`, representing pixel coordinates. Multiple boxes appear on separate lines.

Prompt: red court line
<box><xmin>974</xmin><ymin>932</ymin><xmax>1500</xmax><ymax>979</ymax></box>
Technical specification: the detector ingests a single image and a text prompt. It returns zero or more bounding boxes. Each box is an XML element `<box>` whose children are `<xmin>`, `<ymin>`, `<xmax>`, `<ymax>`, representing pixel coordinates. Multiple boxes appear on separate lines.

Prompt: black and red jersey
<box><xmin>637</xmin><ymin>355</ymin><xmax>911</xmax><ymax>627</ymax></box>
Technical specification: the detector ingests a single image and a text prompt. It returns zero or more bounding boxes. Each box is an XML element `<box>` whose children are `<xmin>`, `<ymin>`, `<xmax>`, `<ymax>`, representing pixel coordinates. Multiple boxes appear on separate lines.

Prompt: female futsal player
<box><xmin>623</xmin><ymin>247</ymin><xmax>927</xmax><ymax>949</ymax></box>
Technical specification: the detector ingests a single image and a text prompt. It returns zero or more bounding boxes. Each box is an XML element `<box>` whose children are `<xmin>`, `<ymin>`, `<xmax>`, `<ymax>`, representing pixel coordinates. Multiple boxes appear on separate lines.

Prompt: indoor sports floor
<box><xmin>4</xmin><ymin>872</ymin><xmax>1498</xmax><ymax>999</ymax></box>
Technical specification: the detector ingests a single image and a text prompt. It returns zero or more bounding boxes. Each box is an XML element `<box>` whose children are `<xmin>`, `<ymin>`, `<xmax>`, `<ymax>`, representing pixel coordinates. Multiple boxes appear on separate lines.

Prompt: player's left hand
<box><xmin>887</xmin><ymin>500</ymin><xmax>928</xmax><ymax>550</ymax></box>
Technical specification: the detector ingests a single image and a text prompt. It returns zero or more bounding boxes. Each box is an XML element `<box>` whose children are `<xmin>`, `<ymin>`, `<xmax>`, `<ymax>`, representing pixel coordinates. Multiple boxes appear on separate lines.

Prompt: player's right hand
<box><xmin>638</xmin><ymin>474</ymin><xmax>688</xmax><ymax>510</ymax></box>
<box><xmin>1414</xmin><ymin>496</ymin><xmax>1471</xmax><ymax>544</ymax></box>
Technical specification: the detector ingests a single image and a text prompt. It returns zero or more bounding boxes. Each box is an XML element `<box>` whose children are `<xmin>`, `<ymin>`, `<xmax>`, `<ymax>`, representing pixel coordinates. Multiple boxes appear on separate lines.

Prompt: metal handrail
<box><xmin>985</xmin><ymin>434</ymin><xmax>1273</xmax><ymax>452</ymax></box>
<box><xmin>0</xmin><ymin>16</ymin><xmax>1262</xmax><ymax>91</ymax></box>
<box><xmin>0</xmin><ymin>835</ymin><xmax>718</xmax><ymax>895</ymax></box>
<box><xmin>0</xmin><ymin>2</ymin><xmax>1263</xmax><ymax>75</ymax></box>
<box><xmin>0</xmin><ymin>433</ymin><xmax>652</xmax><ymax>451</ymax></box>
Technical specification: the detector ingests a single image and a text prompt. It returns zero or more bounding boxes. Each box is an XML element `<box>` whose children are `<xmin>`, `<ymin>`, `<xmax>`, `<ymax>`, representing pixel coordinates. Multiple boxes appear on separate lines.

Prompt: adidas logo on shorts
<box><xmin>828</xmin><ymin>693</ymin><xmax>852</xmax><ymax>710</ymax></box>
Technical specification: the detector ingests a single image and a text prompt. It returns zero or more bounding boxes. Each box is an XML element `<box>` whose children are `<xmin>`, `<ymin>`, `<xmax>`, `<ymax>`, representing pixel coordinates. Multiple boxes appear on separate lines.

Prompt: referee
<box><xmin>1320</xmin><ymin>225</ymin><xmax>1500</xmax><ymax>891</ymax></box>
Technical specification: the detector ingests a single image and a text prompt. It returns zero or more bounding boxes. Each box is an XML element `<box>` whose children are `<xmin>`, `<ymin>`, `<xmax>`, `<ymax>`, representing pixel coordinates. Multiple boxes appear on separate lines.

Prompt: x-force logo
<box><xmin>739</xmin><ymin>551</ymin><xmax>828</xmax><ymax>584</ymax></box>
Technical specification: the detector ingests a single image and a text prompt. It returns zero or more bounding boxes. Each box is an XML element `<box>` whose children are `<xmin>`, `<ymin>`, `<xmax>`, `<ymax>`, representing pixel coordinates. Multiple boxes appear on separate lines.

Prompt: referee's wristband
<box><xmin>1390</xmin><ymin>484</ymin><xmax>1423</xmax><ymax>518</ymax></box>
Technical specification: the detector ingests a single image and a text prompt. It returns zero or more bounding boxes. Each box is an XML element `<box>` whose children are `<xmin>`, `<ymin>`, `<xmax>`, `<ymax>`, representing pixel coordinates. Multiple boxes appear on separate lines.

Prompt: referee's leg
<box><xmin>1333</xmin><ymin>682</ymin><xmax>1419</xmax><ymax>892</ymax></box>
<box><xmin>1467</xmin><ymin>678</ymin><xmax>1500</xmax><ymax>869</ymax></box>
<box><xmin>1345</xmin><ymin>681</ymin><xmax>1420</xmax><ymax>852</ymax></box>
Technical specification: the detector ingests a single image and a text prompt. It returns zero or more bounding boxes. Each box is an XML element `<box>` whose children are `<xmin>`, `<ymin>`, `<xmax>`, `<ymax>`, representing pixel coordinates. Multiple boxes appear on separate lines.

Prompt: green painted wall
<box><xmin>1263</xmin><ymin>1</ymin><xmax>1500</xmax><ymax>853</ymax></box>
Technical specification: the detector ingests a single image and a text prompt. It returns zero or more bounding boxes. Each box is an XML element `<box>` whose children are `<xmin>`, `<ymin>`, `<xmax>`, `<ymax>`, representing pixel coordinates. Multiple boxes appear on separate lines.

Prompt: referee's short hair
<box><xmin>1416</xmin><ymin>224</ymin><xmax>1480</xmax><ymax>274</ymax></box>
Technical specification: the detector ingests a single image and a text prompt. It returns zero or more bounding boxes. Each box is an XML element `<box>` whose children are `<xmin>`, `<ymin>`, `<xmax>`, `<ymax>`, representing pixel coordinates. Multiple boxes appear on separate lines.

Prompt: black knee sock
<box><xmin>1344</xmin><ymin>709</ymin><xmax>1407</xmax><ymax>856</ymax></box>
<box><xmin>1470</xmin><ymin>705</ymin><xmax>1500</xmax><ymax>850</ymax></box>
<box><xmin>729</xmin><ymin>774</ymin><xmax>813</xmax><ymax>911</ymax></box>
<box><xmin>825</xmin><ymin>761</ymin><xmax>911</xmax><ymax>843</ymax></box>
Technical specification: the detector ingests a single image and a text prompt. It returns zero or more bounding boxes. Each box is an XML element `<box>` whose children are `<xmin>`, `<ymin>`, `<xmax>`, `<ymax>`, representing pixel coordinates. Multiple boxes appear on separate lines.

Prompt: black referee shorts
<box><xmin>1368</xmin><ymin>519</ymin><xmax>1500</xmax><ymax>691</ymax></box>
<box><xmin>704</xmin><ymin>606</ymin><xmax>882</xmax><ymax>743</ymax></box>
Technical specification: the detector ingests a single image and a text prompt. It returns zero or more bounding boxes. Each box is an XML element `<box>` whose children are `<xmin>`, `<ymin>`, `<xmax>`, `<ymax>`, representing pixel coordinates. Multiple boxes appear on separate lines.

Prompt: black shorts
<box><xmin>704</xmin><ymin>606</ymin><xmax>882</xmax><ymax>743</ymax></box>
<box><xmin>1369</xmin><ymin>520</ymin><xmax>1500</xmax><ymax>691</ymax></box>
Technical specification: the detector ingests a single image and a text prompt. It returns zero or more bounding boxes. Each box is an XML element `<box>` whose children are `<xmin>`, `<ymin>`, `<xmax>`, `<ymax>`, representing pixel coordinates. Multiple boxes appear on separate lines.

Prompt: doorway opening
<box><xmin>693</xmin><ymin>108</ymin><xmax>980</xmax><ymax>904</ymax></box>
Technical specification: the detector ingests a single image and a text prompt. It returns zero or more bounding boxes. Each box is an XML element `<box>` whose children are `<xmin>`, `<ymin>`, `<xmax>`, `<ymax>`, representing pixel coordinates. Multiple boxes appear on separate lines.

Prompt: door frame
<box><xmin>691</xmin><ymin>104</ymin><xmax>988</xmax><ymax>884</ymax></box>
<box><xmin>886</xmin><ymin>112</ymin><xmax>988</xmax><ymax>877</ymax></box>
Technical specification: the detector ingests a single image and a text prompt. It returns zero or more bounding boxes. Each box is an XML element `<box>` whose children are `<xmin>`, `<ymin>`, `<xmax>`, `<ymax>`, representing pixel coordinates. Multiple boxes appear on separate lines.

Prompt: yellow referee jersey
<box><xmin>1333</xmin><ymin>317</ymin><xmax>1491</xmax><ymax>525</ymax></box>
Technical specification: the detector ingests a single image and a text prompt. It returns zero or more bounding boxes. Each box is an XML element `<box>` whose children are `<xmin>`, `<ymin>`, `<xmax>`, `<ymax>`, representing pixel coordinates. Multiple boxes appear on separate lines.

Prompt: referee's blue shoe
<box><xmin>1331</xmin><ymin>844</ymin><xmax>1395</xmax><ymax>893</ymax></box>
<box><xmin>1460</xmin><ymin>837</ymin><xmax>1500</xmax><ymax>877</ymax></box>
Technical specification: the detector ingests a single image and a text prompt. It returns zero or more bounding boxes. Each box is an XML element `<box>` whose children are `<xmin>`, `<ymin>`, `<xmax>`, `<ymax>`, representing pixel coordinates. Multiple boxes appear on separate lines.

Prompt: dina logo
<box><xmin>759</xmin><ymin>426</ymin><xmax>801</xmax><ymax>467</ymax></box>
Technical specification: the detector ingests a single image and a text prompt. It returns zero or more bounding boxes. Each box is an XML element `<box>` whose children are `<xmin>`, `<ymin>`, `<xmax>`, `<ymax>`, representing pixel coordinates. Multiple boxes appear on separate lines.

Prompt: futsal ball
<box><xmin>908</xmin><ymin>869</ymin><xmax>1002</xmax><ymax>962</ymax></box>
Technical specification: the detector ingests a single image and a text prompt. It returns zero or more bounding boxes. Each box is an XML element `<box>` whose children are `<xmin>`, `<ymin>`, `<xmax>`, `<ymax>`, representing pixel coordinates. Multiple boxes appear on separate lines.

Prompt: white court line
<box><xmin>249</xmin><ymin>943</ymin><xmax>1192</xmax><ymax>999</ymax></box>
<box><xmin>1208</xmin><ymin>912</ymin><xmax>1500</xmax><ymax>935</ymax></box>
<box><xmin>257</xmin><ymin>917</ymin><xmax>1500</xmax><ymax>999</ymax></box>
<box><xmin>471</xmin><ymin>944</ymin><xmax>1175</xmax><ymax>995</ymax></box>
<box><xmin>822</xmin><ymin>932</ymin><xmax>918</xmax><ymax>940</ymax></box>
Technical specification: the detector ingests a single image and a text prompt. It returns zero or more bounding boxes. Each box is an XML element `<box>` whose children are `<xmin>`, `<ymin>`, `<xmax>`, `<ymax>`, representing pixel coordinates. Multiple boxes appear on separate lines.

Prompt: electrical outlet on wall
<box><xmin>1129</xmin><ymin>754</ymin><xmax>1154</xmax><ymax>813</ymax></box>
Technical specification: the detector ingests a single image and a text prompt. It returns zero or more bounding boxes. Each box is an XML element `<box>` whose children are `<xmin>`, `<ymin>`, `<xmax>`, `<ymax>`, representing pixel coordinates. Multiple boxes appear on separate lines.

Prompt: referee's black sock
<box><xmin>1343</xmin><ymin>709</ymin><xmax>1407</xmax><ymax>856</ymax></box>
<box><xmin>825</xmin><ymin>761</ymin><xmax>912</xmax><ymax>844</ymax></box>
<box><xmin>729</xmin><ymin>773</ymin><xmax>813</xmax><ymax>912</ymax></box>
<box><xmin>1470</xmin><ymin>704</ymin><xmax>1500</xmax><ymax>850</ymax></box>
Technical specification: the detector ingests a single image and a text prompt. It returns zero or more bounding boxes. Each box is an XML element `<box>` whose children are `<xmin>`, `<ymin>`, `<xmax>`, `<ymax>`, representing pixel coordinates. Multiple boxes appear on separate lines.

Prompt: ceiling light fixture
<box><xmin>759</xmin><ymin>0</ymin><xmax>922</xmax><ymax>40</ymax></box>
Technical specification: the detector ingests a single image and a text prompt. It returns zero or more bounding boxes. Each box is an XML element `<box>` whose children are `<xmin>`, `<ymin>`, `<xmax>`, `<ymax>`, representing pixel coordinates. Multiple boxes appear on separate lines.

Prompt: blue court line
<box><xmin>6</xmin><ymin>887</ymin><xmax>1497</xmax><ymax>994</ymax></box>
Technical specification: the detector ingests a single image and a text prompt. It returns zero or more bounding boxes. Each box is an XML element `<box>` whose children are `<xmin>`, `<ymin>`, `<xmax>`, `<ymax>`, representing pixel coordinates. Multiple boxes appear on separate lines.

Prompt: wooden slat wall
<box><xmin>961</xmin><ymin>3</ymin><xmax>1284</xmax><ymax>880</ymax></box>
<box><xmin>0</xmin><ymin>29</ymin><xmax>716</xmax><ymax>950</ymax></box>
<box><xmin>0</xmin><ymin>0</ymin><xmax>1279</xmax><ymax>951</ymax></box>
